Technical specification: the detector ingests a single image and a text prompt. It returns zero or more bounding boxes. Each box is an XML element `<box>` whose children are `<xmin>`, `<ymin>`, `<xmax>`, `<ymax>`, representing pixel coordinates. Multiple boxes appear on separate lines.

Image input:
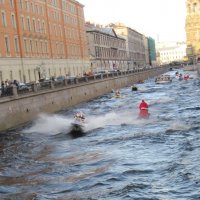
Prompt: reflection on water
<box><xmin>0</xmin><ymin>70</ymin><xmax>200</xmax><ymax>200</ymax></box>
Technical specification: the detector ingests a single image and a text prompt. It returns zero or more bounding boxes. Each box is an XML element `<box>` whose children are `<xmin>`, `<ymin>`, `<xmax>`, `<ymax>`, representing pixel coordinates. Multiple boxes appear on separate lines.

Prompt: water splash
<box><xmin>23</xmin><ymin>113</ymin><xmax>73</xmax><ymax>135</ymax></box>
<box><xmin>23</xmin><ymin>109</ymin><xmax>155</xmax><ymax>135</ymax></box>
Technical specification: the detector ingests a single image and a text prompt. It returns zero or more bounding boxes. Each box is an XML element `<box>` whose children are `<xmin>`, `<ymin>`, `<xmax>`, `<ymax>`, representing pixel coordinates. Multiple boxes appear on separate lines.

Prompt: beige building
<box><xmin>185</xmin><ymin>0</ymin><xmax>200</xmax><ymax>62</ymax></box>
<box><xmin>0</xmin><ymin>0</ymin><xmax>89</xmax><ymax>83</ymax></box>
<box><xmin>156</xmin><ymin>42</ymin><xmax>186</xmax><ymax>64</ymax></box>
<box><xmin>86</xmin><ymin>22</ymin><xmax>127</xmax><ymax>72</ymax></box>
<box><xmin>108</xmin><ymin>23</ymin><xmax>146</xmax><ymax>69</ymax></box>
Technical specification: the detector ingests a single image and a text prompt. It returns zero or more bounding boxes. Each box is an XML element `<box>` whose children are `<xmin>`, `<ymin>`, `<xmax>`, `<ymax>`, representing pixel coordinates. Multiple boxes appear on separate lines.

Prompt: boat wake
<box><xmin>22</xmin><ymin>110</ymin><xmax>156</xmax><ymax>136</ymax></box>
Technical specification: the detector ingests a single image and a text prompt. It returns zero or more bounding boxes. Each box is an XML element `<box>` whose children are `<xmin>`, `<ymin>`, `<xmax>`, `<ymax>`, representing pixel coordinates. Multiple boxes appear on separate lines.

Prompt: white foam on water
<box><xmin>168</xmin><ymin>121</ymin><xmax>191</xmax><ymax>131</ymax></box>
<box><xmin>149</xmin><ymin>96</ymin><xmax>175</xmax><ymax>106</ymax></box>
<box><xmin>22</xmin><ymin>109</ymin><xmax>155</xmax><ymax>135</ymax></box>
<box><xmin>23</xmin><ymin>113</ymin><xmax>74</xmax><ymax>135</ymax></box>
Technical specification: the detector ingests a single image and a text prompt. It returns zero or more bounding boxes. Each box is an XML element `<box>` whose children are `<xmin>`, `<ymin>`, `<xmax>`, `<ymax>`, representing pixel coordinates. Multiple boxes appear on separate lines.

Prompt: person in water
<box><xmin>138</xmin><ymin>99</ymin><xmax>150</xmax><ymax>119</ymax></box>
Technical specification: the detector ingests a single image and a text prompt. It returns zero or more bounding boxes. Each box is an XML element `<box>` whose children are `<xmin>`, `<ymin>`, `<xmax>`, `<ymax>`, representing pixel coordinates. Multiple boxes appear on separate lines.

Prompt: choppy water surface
<box><xmin>1</xmin><ymin>70</ymin><xmax>200</xmax><ymax>200</ymax></box>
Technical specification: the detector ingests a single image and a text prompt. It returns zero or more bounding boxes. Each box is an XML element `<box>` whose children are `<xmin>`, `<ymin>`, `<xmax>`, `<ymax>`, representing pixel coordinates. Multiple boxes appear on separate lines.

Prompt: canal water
<box><xmin>0</xmin><ymin>70</ymin><xmax>200</xmax><ymax>200</ymax></box>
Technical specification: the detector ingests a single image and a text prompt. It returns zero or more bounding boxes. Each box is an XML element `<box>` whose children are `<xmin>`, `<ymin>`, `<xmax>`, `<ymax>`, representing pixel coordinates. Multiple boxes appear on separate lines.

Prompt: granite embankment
<box><xmin>197</xmin><ymin>63</ymin><xmax>200</xmax><ymax>75</ymax></box>
<box><xmin>0</xmin><ymin>67</ymin><xmax>168</xmax><ymax>132</ymax></box>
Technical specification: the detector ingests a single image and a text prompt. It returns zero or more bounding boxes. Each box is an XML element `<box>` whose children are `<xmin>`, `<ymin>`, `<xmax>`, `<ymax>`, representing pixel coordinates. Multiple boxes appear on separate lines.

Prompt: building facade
<box><xmin>86</xmin><ymin>22</ymin><xmax>127</xmax><ymax>72</ymax></box>
<box><xmin>0</xmin><ymin>0</ymin><xmax>89</xmax><ymax>83</ymax></box>
<box><xmin>108</xmin><ymin>23</ymin><xmax>146</xmax><ymax>69</ymax></box>
<box><xmin>185</xmin><ymin>0</ymin><xmax>200</xmax><ymax>63</ymax></box>
<box><xmin>148</xmin><ymin>37</ymin><xmax>156</xmax><ymax>66</ymax></box>
<box><xmin>156</xmin><ymin>42</ymin><xmax>186</xmax><ymax>64</ymax></box>
<box><xmin>143</xmin><ymin>36</ymin><xmax>150</xmax><ymax>66</ymax></box>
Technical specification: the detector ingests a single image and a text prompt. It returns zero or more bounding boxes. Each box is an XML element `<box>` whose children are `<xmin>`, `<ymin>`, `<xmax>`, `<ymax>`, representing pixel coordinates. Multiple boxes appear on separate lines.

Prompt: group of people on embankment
<box><xmin>1</xmin><ymin>79</ymin><xmax>19</xmax><ymax>96</ymax></box>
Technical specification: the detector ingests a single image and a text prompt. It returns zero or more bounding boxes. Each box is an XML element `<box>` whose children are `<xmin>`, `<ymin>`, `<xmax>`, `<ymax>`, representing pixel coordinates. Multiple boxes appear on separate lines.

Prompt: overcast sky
<box><xmin>78</xmin><ymin>0</ymin><xmax>186</xmax><ymax>43</ymax></box>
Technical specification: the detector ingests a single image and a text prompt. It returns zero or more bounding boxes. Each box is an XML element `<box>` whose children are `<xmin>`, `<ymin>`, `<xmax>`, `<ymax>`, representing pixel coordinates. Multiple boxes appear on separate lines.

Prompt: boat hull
<box><xmin>138</xmin><ymin>109</ymin><xmax>150</xmax><ymax>119</ymax></box>
<box><xmin>69</xmin><ymin>123</ymin><xmax>85</xmax><ymax>138</ymax></box>
<box><xmin>155</xmin><ymin>80</ymin><xmax>172</xmax><ymax>84</ymax></box>
<box><xmin>155</xmin><ymin>75</ymin><xmax>172</xmax><ymax>84</ymax></box>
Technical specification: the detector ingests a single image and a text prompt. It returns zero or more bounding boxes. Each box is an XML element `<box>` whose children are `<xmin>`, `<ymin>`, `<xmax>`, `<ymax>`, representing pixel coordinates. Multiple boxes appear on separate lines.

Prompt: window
<box><xmin>21</xmin><ymin>16</ymin><xmax>25</xmax><ymax>30</ymax></box>
<box><xmin>35</xmin><ymin>4</ymin><xmax>39</xmax><ymax>14</ymax></box>
<box><xmin>27</xmin><ymin>17</ymin><xmax>31</xmax><ymax>31</ymax></box>
<box><xmin>1</xmin><ymin>11</ymin><xmax>7</xmax><ymax>27</ymax></box>
<box><xmin>41</xmin><ymin>6</ymin><xmax>44</xmax><ymax>16</ymax></box>
<box><xmin>11</xmin><ymin>13</ymin><xmax>16</xmax><ymax>28</ymax></box>
<box><xmin>45</xmin><ymin>41</ymin><xmax>48</xmax><ymax>53</ymax></box>
<box><xmin>59</xmin><ymin>25</ymin><xmax>62</xmax><ymax>36</ymax></box>
<box><xmin>19</xmin><ymin>70</ymin><xmax>22</xmax><ymax>81</ymax></box>
<box><xmin>54</xmin><ymin>25</ymin><xmax>57</xmax><ymax>36</ymax></box>
<box><xmin>35</xmin><ymin>40</ymin><xmax>38</xmax><ymax>54</ymax></box>
<box><xmin>40</xmin><ymin>41</ymin><xmax>43</xmax><ymax>54</ymax></box>
<box><xmin>24</xmin><ymin>38</ymin><xmax>28</xmax><ymax>53</ymax></box>
<box><xmin>30</xmin><ymin>2</ymin><xmax>34</xmax><ymax>12</ymax></box>
<box><xmin>25</xmin><ymin>0</ymin><xmax>29</xmax><ymax>11</ymax></box>
<box><xmin>38</xmin><ymin>20</ymin><xmax>41</xmax><ymax>32</ymax></box>
<box><xmin>10</xmin><ymin>70</ymin><xmax>13</xmax><ymax>80</ymax></box>
<box><xmin>42</xmin><ymin>21</ymin><xmax>46</xmax><ymax>34</ymax></box>
<box><xmin>56</xmin><ymin>42</ymin><xmax>58</xmax><ymax>54</ymax></box>
<box><xmin>33</xmin><ymin>18</ymin><xmax>36</xmax><ymax>32</ymax></box>
<box><xmin>20</xmin><ymin>0</ymin><xmax>23</xmax><ymax>9</ymax></box>
<box><xmin>14</xmin><ymin>37</ymin><xmax>19</xmax><ymax>53</ymax></box>
<box><xmin>30</xmin><ymin>40</ymin><xmax>33</xmax><ymax>53</ymax></box>
<box><xmin>4</xmin><ymin>36</ymin><xmax>10</xmax><ymax>55</ymax></box>
<box><xmin>193</xmin><ymin>3</ymin><xmax>198</xmax><ymax>12</ymax></box>
<box><xmin>10</xmin><ymin>0</ymin><xmax>14</xmax><ymax>8</ymax></box>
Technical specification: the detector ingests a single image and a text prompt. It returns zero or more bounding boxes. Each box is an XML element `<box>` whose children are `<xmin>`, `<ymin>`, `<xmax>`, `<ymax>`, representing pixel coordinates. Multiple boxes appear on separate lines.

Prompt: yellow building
<box><xmin>185</xmin><ymin>0</ymin><xmax>200</xmax><ymax>62</ymax></box>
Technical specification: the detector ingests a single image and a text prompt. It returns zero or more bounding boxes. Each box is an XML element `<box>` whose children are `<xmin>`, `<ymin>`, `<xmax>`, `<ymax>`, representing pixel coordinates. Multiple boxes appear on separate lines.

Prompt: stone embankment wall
<box><xmin>0</xmin><ymin>67</ymin><xmax>168</xmax><ymax>132</ymax></box>
<box><xmin>197</xmin><ymin>64</ymin><xmax>200</xmax><ymax>75</ymax></box>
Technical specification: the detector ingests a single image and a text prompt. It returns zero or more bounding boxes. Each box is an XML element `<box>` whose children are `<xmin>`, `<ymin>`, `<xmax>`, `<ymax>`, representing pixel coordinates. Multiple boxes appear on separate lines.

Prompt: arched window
<box><xmin>193</xmin><ymin>3</ymin><xmax>198</xmax><ymax>12</ymax></box>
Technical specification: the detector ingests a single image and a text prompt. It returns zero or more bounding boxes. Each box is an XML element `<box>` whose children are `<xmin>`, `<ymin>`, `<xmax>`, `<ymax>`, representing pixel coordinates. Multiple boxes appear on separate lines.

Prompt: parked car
<box><xmin>38</xmin><ymin>78</ymin><xmax>51</xmax><ymax>87</ymax></box>
<box><xmin>18</xmin><ymin>82</ymin><xmax>32</xmax><ymax>92</ymax></box>
<box><xmin>55</xmin><ymin>75</ymin><xmax>65</xmax><ymax>83</ymax></box>
<box><xmin>94</xmin><ymin>70</ymin><xmax>109</xmax><ymax>76</ymax></box>
<box><xmin>108</xmin><ymin>69</ymin><xmax>120</xmax><ymax>73</ymax></box>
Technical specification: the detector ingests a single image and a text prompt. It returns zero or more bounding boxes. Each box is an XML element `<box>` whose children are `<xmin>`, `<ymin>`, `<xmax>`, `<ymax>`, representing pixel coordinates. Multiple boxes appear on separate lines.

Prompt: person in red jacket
<box><xmin>139</xmin><ymin>99</ymin><xmax>148</xmax><ymax>110</ymax></box>
<box><xmin>138</xmin><ymin>99</ymin><xmax>150</xmax><ymax>119</ymax></box>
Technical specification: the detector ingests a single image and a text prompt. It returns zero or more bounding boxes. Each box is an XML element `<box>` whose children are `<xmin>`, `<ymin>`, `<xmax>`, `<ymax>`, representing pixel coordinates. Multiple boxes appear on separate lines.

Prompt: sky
<box><xmin>78</xmin><ymin>0</ymin><xmax>186</xmax><ymax>43</ymax></box>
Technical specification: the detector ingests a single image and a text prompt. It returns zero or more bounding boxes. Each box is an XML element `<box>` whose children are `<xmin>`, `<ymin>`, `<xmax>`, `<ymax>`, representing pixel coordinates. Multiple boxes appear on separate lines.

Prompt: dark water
<box><xmin>0</xmin><ymin>70</ymin><xmax>200</xmax><ymax>200</ymax></box>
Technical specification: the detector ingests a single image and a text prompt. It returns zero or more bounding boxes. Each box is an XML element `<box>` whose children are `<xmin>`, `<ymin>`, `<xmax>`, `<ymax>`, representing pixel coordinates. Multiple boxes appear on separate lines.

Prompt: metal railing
<box><xmin>0</xmin><ymin>66</ymin><xmax>169</xmax><ymax>99</ymax></box>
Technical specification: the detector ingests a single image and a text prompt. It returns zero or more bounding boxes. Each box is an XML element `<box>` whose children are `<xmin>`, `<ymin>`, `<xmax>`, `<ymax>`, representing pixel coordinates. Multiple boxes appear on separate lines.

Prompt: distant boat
<box><xmin>69</xmin><ymin>113</ymin><xmax>86</xmax><ymax>138</ymax></box>
<box><xmin>155</xmin><ymin>75</ymin><xmax>172</xmax><ymax>84</ymax></box>
<box><xmin>137</xmin><ymin>80</ymin><xmax>144</xmax><ymax>84</ymax></box>
<box><xmin>131</xmin><ymin>85</ymin><xmax>138</xmax><ymax>91</ymax></box>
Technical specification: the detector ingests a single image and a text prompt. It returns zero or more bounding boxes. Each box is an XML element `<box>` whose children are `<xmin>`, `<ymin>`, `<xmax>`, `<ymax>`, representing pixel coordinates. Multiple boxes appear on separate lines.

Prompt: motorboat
<box><xmin>114</xmin><ymin>94</ymin><xmax>122</xmax><ymax>98</ymax></box>
<box><xmin>69</xmin><ymin>121</ymin><xmax>85</xmax><ymax>138</ymax></box>
<box><xmin>183</xmin><ymin>74</ymin><xmax>189</xmax><ymax>80</ymax></box>
<box><xmin>155</xmin><ymin>75</ymin><xmax>172</xmax><ymax>84</ymax></box>
<box><xmin>132</xmin><ymin>85</ymin><xmax>138</xmax><ymax>91</ymax></box>
<box><xmin>137</xmin><ymin>80</ymin><xmax>144</xmax><ymax>84</ymax></box>
<box><xmin>114</xmin><ymin>90</ymin><xmax>122</xmax><ymax>98</ymax></box>
<box><xmin>69</xmin><ymin>113</ymin><xmax>86</xmax><ymax>138</ymax></box>
<box><xmin>138</xmin><ymin>108</ymin><xmax>150</xmax><ymax>119</ymax></box>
